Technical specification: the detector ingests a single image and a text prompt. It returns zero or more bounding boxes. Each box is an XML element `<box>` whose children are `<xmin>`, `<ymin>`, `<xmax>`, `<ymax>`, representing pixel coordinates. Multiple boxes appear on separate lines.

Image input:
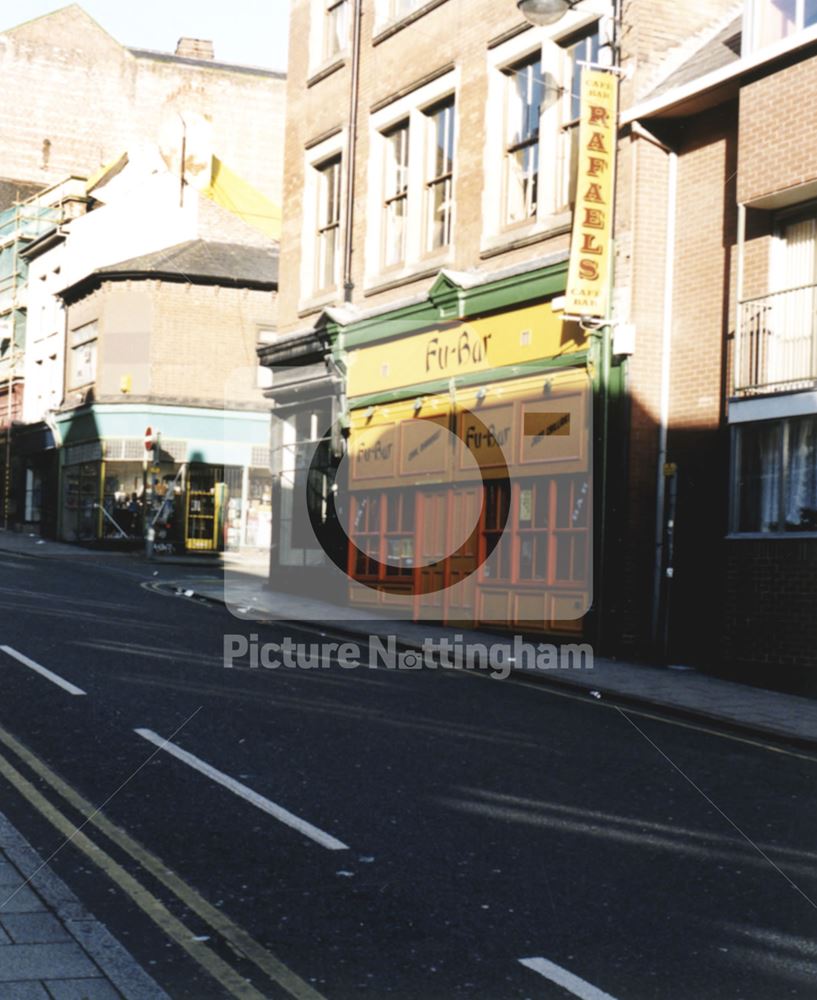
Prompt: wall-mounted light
<box><xmin>475</xmin><ymin>387</ymin><xmax>487</xmax><ymax>402</ymax></box>
<box><xmin>413</xmin><ymin>397</ymin><xmax>424</xmax><ymax>413</ymax></box>
<box><xmin>365</xmin><ymin>405</ymin><xmax>375</xmax><ymax>420</ymax></box>
<box><xmin>516</xmin><ymin>0</ymin><xmax>578</xmax><ymax>26</ymax></box>
<box><xmin>543</xmin><ymin>379</ymin><xmax>553</xmax><ymax>397</ymax></box>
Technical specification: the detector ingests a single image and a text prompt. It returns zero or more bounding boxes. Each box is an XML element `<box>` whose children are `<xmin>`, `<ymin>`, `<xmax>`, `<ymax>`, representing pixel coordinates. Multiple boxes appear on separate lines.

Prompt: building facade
<box><xmin>265</xmin><ymin>0</ymin><xmax>815</xmax><ymax>671</ymax></box>
<box><xmin>263</xmin><ymin>0</ymin><xmax>635</xmax><ymax>634</ymax></box>
<box><xmin>616</xmin><ymin>0</ymin><xmax>817</xmax><ymax>686</ymax></box>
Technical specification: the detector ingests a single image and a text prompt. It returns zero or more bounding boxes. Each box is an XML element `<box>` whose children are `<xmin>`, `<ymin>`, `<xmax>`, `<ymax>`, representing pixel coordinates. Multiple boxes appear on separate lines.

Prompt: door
<box><xmin>416</xmin><ymin>487</ymin><xmax>480</xmax><ymax>624</ymax></box>
<box><xmin>185</xmin><ymin>465</ymin><xmax>222</xmax><ymax>551</ymax></box>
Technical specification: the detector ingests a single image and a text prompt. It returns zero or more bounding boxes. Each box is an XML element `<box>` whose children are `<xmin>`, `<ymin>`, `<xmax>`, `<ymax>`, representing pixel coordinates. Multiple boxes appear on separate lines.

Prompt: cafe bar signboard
<box><xmin>564</xmin><ymin>67</ymin><xmax>618</xmax><ymax>319</ymax></box>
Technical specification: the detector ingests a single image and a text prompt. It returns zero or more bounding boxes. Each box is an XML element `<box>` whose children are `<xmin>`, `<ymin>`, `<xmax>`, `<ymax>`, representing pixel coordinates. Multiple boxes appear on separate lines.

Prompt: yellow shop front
<box><xmin>343</xmin><ymin>302</ymin><xmax>592</xmax><ymax>633</ymax></box>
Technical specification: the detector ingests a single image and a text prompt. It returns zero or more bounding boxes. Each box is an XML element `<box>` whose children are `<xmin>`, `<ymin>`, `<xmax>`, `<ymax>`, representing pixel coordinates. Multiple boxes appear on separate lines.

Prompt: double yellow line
<box><xmin>0</xmin><ymin>724</ymin><xmax>327</xmax><ymax>1000</ymax></box>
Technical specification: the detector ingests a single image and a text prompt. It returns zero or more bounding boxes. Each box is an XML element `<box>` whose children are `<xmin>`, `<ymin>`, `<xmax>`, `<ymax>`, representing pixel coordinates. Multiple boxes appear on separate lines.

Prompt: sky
<box><xmin>0</xmin><ymin>0</ymin><xmax>291</xmax><ymax>72</ymax></box>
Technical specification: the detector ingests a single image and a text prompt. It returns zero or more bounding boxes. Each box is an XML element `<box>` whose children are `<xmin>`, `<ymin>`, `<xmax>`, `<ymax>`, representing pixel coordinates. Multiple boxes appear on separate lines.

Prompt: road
<box><xmin>0</xmin><ymin>550</ymin><xmax>815</xmax><ymax>999</ymax></box>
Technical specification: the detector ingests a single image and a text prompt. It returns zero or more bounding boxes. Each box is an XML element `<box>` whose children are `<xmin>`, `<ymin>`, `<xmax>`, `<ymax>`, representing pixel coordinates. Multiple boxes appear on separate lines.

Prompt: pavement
<box><xmin>0</xmin><ymin>809</ymin><xmax>169</xmax><ymax>999</ymax></box>
<box><xmin>2</xmin><ymin>527</ymin><xmax>817</xmax><ymax>751</ymax></box>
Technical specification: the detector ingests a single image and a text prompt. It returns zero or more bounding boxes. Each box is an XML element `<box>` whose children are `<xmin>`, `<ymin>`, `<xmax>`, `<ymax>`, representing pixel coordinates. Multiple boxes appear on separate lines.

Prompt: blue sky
<box><xmin>1</xmin><ymin>1</ymin><xmax>290</xmax><ymax>71</ymax></box>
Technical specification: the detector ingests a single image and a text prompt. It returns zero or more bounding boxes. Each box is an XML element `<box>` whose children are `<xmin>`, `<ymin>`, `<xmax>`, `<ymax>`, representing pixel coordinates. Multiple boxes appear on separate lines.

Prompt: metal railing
<box><xmin>736</xmin><ymin>283</ymin><xmax>817</xmax><ymax>395</ymax></box>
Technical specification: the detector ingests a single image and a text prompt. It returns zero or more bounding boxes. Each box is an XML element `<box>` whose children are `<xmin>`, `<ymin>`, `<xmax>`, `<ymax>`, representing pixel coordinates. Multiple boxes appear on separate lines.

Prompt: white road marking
<box><xmin>0</xmin><ymin>645</ymin><xmax>86</xmax><ymax>696</ymax></box>
<box><xmin>134</xmin><ymin>728</ymin><xmax>349</xmax><ymax>851</ymax></box>
<box><xmin>519</xmin><ymin>957</ymin><xmax>618</xmax><ymax>1000</ymax></box>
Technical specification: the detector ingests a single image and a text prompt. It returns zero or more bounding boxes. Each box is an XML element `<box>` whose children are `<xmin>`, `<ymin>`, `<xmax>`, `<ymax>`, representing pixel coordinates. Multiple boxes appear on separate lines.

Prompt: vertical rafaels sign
<box><xmin>565</xmin><ymin>68</ymin><xmax>618</xmax><ymax>318</ymax></box>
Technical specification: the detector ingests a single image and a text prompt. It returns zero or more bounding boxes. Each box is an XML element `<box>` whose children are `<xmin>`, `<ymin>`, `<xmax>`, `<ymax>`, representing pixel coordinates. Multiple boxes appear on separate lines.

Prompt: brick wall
<box><xmin>611</xmin><ymin>103</ymin><xmax>739</xmax><ymax>662</ymax></box>
<box><xmin>0</xmin><ymin>5</ymin><xmax>285</xmax><ymax>203</ymax></box>
<box><xmin>278</xmin><ymin>0</ymin><xmax>599</xmax><ymax>334</ymax></box>
<box><xmin>723</xmin><ymin>539</ymin><xmax>817</xmax><ymax>691</ymax></box>
<box><xmin>738</xmin><ymin>53</ymin><xmax>817</xmax><ymax>205</ymax></box>
<box><xmin>64</xmin><ymin>279</ymin><xmax>276</xmax><ymax>410</ymax></box>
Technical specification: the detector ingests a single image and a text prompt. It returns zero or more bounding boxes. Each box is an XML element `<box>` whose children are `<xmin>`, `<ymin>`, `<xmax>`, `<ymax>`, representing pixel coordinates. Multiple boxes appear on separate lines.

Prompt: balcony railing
<box><xmin>736</xmin><ymin>283</ymin><xmax>817</xmax><ymax>395</ymax></box>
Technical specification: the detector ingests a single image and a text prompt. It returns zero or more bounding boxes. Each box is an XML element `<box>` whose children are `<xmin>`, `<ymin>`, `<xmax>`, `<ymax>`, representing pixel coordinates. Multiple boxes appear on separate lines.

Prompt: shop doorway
<box><xmin>185</xmin><ymin>465</ymin><xmax>222</xmax><ymax>551</ymax></box>
<box><xmin>417</xmin><ymin>487</ymin><xmax>480</xmax><ymax>623</ymax></box>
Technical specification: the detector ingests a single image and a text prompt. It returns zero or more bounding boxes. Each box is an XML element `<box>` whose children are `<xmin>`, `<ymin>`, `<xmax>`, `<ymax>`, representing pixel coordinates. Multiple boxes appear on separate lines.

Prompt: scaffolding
<box><xmin>0</xmin><ymin>177</ymin><xmax>88</xmax><ymax>525</ymax></box>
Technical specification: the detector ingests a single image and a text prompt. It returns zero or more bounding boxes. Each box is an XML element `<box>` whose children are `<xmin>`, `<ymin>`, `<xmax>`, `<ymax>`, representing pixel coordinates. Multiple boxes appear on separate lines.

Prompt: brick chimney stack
<box><xmin>175</xmin><ymin>38</ymin><xmax>215</xmax><ymax>60</ymax></box>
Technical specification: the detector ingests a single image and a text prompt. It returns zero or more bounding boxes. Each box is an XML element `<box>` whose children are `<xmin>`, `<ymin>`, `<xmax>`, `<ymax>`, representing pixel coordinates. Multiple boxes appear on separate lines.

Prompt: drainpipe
<box><xmin>632</xmin><ymin>121</ymin><xmax>678</xmax><ymax>646</ymax></box>
<box><xmin>342</xmin><ymin>0</ymin><xmax>363</xmax><ymax>303</ymax></box>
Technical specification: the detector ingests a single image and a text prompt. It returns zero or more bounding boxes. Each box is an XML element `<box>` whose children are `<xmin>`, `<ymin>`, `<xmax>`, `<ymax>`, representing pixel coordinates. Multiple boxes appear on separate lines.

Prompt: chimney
<box><xmin>175</xmin><ymin>37</ymin><xmax>215</xmax><ymax>60</ymax></box>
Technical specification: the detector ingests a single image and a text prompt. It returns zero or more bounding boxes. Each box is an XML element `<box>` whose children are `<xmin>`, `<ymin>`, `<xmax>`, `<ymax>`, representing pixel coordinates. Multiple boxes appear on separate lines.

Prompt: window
<box><xmin>425</xmin><ymin>98</ymin><xmax>455</xmax><ymax>253</ymax></box>
<box><xmin>484</xmin><ymin>27</ymin><xmax>600</xmax><ymax>244</ymax></box>
<box><xmin>503</xmin><ymin>55</ymin><xmax>545</xmax><ymax>225</ymax></box>
<box><xmin>734</xmin><ymin>416</ymin><xmax>817</xmax><ymax>532</ymax></box>
<box><xmin>388</xmin><ymin>0</ymin><xmax>422</xmax><ymax>20</ymax></box>
<box><xmin>69</xmin><ymin>321</ymin><xmax>97</xmax><ymax>389</ymax></box>
<box><xmin>366</xmin><ymin>72</ymin><xmax>457</xmax><ymax>282</ymax></box>
<box><xmin>323</xmin><ymin>0</ymin><xmax>348</xmax><ymax>61</ymax></box>
<box><xmin>740</xmin><ymin>210</ymin><xmax>817</xmax><ymax>392</ymax></box>
<box><xmin>315</xmin><ymin>155</ymin><xmax>342</xmax><ymax>293</ymax></box>
<box><xmin>482</xmin><ymin>480</ymin><xmax>511</xmax><ymax>580</ymax></box>
<box><xmin>382</xmin><ymin>121</ymin><xmax>410</xmax><ymax>268</ymax></box>
<box><xmin>349</xmin><ymin>491</ymin><xmax>415</xmax><ymax>581</ymax></box>
<box><xmin>747</xmin><ymin>0</ymin><xmax>817</xmax><ymax>51</ymax></box>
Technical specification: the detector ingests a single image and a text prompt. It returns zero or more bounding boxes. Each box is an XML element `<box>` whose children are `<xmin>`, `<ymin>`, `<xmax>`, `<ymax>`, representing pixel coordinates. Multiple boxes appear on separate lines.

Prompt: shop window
<box><xmin>553</xmin><ymin>474</ymin><xmax>590</xmax><ymax>584</ymax></box>
<box><xmin>482</xmin><ymin>480</ymin><xmax>512</xmax><ymax>580</ymax></box>
<box><xmin>384</xmin><ymin>491</ymin><xmax>415</xmax><ymax>577</ymax></box>
<box><xmin>734</xmin><ymin>415</ymin><xmax>817</xmax><ymax>532</ymax></box>
<box><xmin>352</xmin><ymin>491</ymin><xmax>381</xmax><ymax>578</ymax></box>
<box><xmin>62</xmin><ymin>461</ymin><xmax>99</xmax><ymax>541</ymax></box>
<box><xmin>68</xmin><ymin>321</ymin><xmax>97</xmax><ymax>389</ymax></box>
<box><xmin>511</xmin><ymin>475</ymin><xmax>590</xmax><ymax>585</ymax></box>
<box><xmin>517</xmin><ymin>479</ymin><xmax>550</xmax><ymax>580</ymax></box>
<box><xmin>350</xmin><ymin>490</ymin><xmax>415</xmax><ymax>581</ymax></box>
<box><xmin>24</xmin><ymin>468</ymin><xmax>42</xmax><ymax>523</ymax></box>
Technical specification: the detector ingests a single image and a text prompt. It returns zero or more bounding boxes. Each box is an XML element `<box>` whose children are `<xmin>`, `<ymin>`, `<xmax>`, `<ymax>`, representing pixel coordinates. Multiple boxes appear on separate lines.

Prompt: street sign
<box><xmin>144</xmin><ymin>426</ymin><xmax>155</xmax><ymax>451</ymax></box>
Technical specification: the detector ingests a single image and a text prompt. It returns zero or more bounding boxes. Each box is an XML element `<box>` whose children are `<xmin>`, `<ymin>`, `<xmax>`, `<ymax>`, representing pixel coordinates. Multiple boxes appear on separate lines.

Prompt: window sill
<box><xmin>726</xmin><ymin>532</ymin><xmax>817</xmax><ymax>540</ymax></box>
<box><xmin>307</xmin><ymin>55</ymin><xmax>347</xmax><ymax>88</ymax></box>
<box><xmin>372</xmin><ymin>0</ymin><xmax>450</xmax><ymax>46</ymax></box>
<box><xmin>297</xmin><ymin>290</ymin><xmax>339</xmax><ymax>318</ymax></box>
<box><xmin>363</xmin><ymin>257</ymin><xmax>450</xmax><ymax>296</ymax></box>
<box><xmin>480</xmin><ymin>212</ymin><xmax>572</xmax><ymax>260</ymax></box>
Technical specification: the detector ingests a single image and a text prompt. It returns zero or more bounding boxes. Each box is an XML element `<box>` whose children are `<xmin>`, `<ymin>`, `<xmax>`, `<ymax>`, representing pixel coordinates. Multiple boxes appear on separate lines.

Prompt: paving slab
<box><xmin>45</xmin><ymin>979</ymin><xmax>123</xmax><ymax>1000</ymax></box>
<box><xmin>0</xmin><ymin>982</ymin><xmax>51</xmax><ymax>999</ymax></box>
<box><xmin>1</xmin><ymin>912</ymin><xmax>73</xmax><ymax>945</ymax></box>
<box><xmin>0</xmin><ymin>942</ymin><xmax>100</xmax><ymax>982</ymax></box>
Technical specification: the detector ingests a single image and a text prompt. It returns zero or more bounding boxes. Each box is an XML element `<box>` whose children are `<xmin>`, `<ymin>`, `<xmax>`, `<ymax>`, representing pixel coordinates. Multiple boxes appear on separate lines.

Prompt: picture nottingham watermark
<box><xmin>224</xmin><ymin>633</ymin><xmax>594</xmax><ymax>680</ymax></box>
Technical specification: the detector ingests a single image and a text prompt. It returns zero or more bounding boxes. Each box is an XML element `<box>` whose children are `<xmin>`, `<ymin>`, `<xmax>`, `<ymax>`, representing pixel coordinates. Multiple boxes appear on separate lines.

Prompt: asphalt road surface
<box><xmin>0</xmin><ymin>551</ymin><xmax>815</xmax><ymax>999</ymax></box>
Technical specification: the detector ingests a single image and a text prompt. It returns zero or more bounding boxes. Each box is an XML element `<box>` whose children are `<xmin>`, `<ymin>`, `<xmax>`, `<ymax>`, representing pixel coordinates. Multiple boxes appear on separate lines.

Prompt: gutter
<box><xmin>59</xmin><ymin>269</ymin><xmax>278</xmax><ymax>304</ymax></box>
<box><xmin>621</xmin><ymin>21</ymin><xmax>817</xmax><ymax>124</ymax></box>
<box><xmin>635</xmin><ymin>122</ymin><xmax>678</xmax><ymax>648</ymax></box>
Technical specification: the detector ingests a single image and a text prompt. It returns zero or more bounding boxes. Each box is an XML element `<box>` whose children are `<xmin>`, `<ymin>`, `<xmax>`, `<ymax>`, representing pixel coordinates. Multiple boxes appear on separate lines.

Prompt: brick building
<box><xmin>616</xmin><ymin>0</ymin><xmax>817</xmax><ymax>687</ymax></box>
<box><xmin>0</xmin><ymin>4</ymin><xmax>285</xmax><ymax>202</ymax></box>
<box><xmin>260</xmin><ymin>0</ymin><xmax>736</xmax><ymax>637</ymax></box>
<box><xmin>0</xmin><ymin>4</ymin><xmax>284</xmax><ymax>548</ymax></box>
<box><xmin>262</xmin><ymin>0</ymin><xmax>817</xmax><ymax>684</ymax></box>
<box><xmin>15</xmin><ymin>156</ymin><xmax>278</xmax><ymax>552</ymax></box>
